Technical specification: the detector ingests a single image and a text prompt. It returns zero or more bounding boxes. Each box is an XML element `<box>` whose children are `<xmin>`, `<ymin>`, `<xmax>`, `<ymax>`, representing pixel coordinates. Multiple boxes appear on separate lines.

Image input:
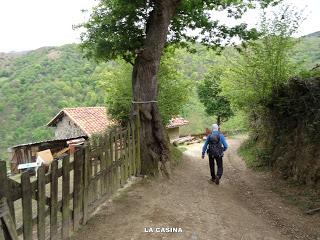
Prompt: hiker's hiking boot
<box><xmin>208</xmin><ymin>178</ymin><xmax>215</xmax><ymax>184</ymax></box>
<box><xmin>215</xmin><ymin>177</ymin><xmax>220</xmax><ymax>185</ymax></box>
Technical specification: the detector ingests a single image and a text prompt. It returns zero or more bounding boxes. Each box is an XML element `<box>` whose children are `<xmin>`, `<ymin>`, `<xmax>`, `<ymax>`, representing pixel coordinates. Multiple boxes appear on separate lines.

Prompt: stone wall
<box><xmin>167</xmin><ymin>127</ymin><xmax>180</xmax><ymax>141</ymax></box>
<box><xmin>54</xmin><ymin>115</ymin><xmax>86</xmax><ymax>139</ymax></box>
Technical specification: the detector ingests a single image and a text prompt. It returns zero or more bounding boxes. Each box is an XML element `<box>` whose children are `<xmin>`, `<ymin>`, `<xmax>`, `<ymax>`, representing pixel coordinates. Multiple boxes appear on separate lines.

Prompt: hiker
<box><xmin>201</xmin><ymin>124</ymin><xmax>228</xmax><ymax>185</ymax></box>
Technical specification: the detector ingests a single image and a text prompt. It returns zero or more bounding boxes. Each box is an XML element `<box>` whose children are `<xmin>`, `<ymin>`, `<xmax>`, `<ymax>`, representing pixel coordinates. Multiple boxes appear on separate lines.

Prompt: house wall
<box><xmin>55</xmin><ymin>115</ymin><xmax>86</xmax><ymax>139</ymax></box>
<box><xmin>167</xmin><ymin>127</ymin><xmax>180</xmax><ymax>141</ymax></box>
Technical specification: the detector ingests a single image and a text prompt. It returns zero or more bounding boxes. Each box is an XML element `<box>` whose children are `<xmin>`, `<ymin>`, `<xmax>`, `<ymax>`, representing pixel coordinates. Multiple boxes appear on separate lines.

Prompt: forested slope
<box><xmin>0</xmin><ymin>44</ymin><xmax>103</xmax><ymax>159</ymax></box>
<box><xmin>292</xmin><ymin>31</ymin><xmax>320</xmax><ymax>69</ymax></box>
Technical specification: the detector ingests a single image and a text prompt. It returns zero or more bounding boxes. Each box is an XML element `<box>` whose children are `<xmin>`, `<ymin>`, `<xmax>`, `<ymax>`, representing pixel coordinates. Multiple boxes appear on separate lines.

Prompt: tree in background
<box><xmin>198</xmin><ymin>68</ymin><xmax>233</xmax><ymax>126</ymax></box>
<box><xmin>79</xmin><ymin>0</ymin><xmax>279</xmax><ymax>175</ymax></box>
<box><xmin>92</xmin><ymin>61</ymin><xmax>133</xmax><ymax>122</ymax></box>
<box><xmin>221</xmin><ymin>5</ymin><xmax>303</xmax><ymax>115</ymax></box>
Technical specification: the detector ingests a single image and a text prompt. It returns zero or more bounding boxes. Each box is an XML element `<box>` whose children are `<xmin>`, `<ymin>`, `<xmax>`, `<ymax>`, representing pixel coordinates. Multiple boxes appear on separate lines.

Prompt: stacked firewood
<box><xmin>172</xmin><ymin>136</ymin><xmax>202</xmax><ymax>146</ymax></box>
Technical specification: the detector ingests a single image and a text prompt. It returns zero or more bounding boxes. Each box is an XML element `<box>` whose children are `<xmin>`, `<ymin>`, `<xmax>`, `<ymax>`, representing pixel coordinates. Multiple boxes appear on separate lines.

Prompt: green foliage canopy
<box><xmin>78</xmin><ymin>0</ymin><xmax>280</xmax><ymax>62</ymax></box>
<box><xmin>221</xmin><ymin>5</ymin><xmax>301</xmax><ymax>113</ymax></box>
<box><xmin>96</xmin><ymin>51</ymin><xmax>193</xmax><ymax>123</ymax></box>
<box><xmin>198</xmin><ymin>68</ymin><xmax>233</xmax><ymax>124</ymax></box>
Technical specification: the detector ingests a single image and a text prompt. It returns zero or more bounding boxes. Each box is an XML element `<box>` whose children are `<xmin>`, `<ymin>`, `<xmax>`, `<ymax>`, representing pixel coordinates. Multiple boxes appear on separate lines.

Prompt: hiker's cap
<box><xmin>212</xmin><ymin>124</ymin><xmax>219</xmax><ymax>132</ymax></box>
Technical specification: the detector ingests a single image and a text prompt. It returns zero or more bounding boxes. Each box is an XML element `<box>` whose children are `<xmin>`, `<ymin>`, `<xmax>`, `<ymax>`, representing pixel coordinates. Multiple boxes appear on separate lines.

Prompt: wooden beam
<box><xmin>305</xmin><ymin>208</ymin><xmax>320</xmax><ymax>215</ymax></box>
<box><xmin>0</xmin><ymin>198</ymin><xmax>18</xmax><ymax>240</ymax></box>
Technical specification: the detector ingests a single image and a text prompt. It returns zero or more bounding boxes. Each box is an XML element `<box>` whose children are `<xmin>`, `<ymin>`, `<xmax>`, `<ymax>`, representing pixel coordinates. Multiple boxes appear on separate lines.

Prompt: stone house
<box><xmin>8</xmin><ymin>107</ymin><xmax>111</xmax><ymax>174</ymax></box>
<box><xmin>47</xmin><ymin>107</ymin><xmax>112</xmax><ymax>139</ymax></box>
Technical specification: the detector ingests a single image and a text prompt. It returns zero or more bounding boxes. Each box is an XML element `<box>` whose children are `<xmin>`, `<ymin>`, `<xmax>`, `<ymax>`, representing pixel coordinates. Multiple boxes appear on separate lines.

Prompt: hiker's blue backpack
<box><xmin>207</xmin><ymin>134</ymin><xmax>224</xmax><ymax>157</ymax></box>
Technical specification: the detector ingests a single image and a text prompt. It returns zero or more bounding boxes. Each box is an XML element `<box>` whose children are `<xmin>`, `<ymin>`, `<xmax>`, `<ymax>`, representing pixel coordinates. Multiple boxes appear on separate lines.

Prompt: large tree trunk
<box><xmin>217</xmin><ymin>116</ymin><xmax>221</xmax><ymax>126</ymax></box>
<box><xmin>132</xmin><ymin>1</ymin><xmax>179</xmax><ymax>176</ymax></box>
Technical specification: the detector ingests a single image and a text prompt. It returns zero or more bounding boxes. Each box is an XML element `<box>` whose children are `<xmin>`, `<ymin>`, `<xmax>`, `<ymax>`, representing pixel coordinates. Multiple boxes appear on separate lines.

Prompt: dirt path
<box><xmin>72</xmin><ymin>136</ymin><xmax>320</xmax><ymax>240</ymax></box>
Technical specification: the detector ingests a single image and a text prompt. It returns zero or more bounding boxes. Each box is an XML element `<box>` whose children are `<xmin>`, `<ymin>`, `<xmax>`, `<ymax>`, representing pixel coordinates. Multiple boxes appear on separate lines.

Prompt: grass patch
<box><xmin>177</xmin><ymin>146</ymin><xmax>187</xmax><ymax>152</ymax></box>
<box><xmin>238</xmin><ymin>139</ymin><xmax>269</xmax><ymax>170</ymax></box>
<box><xmin>223</xmin><ymin>130</ymin><xmax>248</xmax><ymax>137</ymax></box>
<box><xmin>170</xmin><ymin>145</ymin><xmax>183</xmax><ymax>168</ymax></box>
<box><xmin>113</xmin><ymin>189</ymin><xmax>129</xmax><ymax>203</ymax></box>
<box><xmin>271</xmin><ymin>179</ymin><xmax>320</xmax><ymax>211</ymax></box>
<box><xmin>239</xmin><ymin>138</ymin><xmax>320</xmax><ymax>211</ymax></box>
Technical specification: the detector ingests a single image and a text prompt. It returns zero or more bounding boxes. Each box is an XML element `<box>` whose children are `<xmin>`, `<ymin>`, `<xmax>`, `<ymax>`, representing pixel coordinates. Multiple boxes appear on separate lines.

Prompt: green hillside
<box><xmin>0</xmin><ymin>32</ymin><xmax>319</xmax><ymax>161</ymax></box>
<box><xmin>292</xmin><ymin>31</ymin><xmax>320</xmax><ymax>69</ymax></box>
<box><xmin>0</xmin><ymin>44</ymin><xmax>103</xmax><ymax>160</ymax></box>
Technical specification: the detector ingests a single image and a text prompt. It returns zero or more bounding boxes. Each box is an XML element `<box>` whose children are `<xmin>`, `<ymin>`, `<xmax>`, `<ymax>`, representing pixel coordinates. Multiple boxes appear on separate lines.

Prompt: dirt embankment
<box><xmin>72</xmin><ymin>136</ymin><xmax>320</xmax><ymax>240</ymax></box>
<box><xmin>265</xmin><ymin>76</ymin><xmax>320</xmax><ymax>186</ymax></box>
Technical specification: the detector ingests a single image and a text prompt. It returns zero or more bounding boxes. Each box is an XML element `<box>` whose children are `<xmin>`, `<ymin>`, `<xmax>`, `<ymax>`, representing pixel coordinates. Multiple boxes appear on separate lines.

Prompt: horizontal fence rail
<box><xmin>0</xmin><ymin>121</ymin><xmax>141</xmax><ymax>239</ymax></box>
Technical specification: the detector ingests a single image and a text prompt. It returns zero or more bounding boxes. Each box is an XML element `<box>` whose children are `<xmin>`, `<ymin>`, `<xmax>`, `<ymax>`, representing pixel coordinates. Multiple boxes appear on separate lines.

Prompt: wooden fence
<box><xmin>0</xmin><ymin>121</ymin><xmax>141</xmax><ymax>239</ymax></box>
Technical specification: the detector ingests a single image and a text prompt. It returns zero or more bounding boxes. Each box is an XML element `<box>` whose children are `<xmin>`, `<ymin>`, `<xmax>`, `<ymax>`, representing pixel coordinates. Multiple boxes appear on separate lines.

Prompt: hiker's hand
<box><xmin>201</xmin><ymin>155</ymin><xmax>205</xmax><ymax>159</ymax></box>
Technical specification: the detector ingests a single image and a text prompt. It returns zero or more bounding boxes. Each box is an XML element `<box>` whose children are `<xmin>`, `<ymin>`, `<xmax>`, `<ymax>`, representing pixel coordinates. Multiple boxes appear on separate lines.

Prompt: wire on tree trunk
<box><xmin>132</xmin><ymin>101</ymin><xmax>158</xmax><ymax>104</ymax></box>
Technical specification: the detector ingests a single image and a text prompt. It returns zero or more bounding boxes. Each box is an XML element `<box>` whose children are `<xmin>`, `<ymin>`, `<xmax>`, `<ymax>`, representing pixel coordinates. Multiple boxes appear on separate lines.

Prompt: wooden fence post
<box><xmin>136</xmin><ymin>108</ymin><xmax>141</xmax><ymax>175</ymax></box>
<box><xmin>21</xmin><ymin>172</ymin><xmax>32</xmax><ymax>240</ymax></box>
<box><xmin>114</xmin><ymin>128</ymin><xmax>120</xmax><ymax>190</ymax></box>
<box><xmin>50</xmin><ymin>160</ymin><xmax>58</xmax><ymax>240</ymax></box>
<box><xmin>131</xmin><ymin>121</ymin><xmax>136</xmax><ymax>176</ymax></box>
<box><xmin>103</xmin><ymin>134</ymin><xmax>110</xmax><ymax>195</ymax></box>
<box><xmin>0</xmin><ymin>162</ymin><xmax>8</xmax><ymax>207</ymax></box>
<box><xmin>122</xmin><ymin>129</ymin><xmax>128</xmax><ymax>184</ymax></box>
<box><xmin>125</xmin><ymin>126</ymin><xmax>130</xmax><ymax>180</ymax></box>
<box><xmin>73</xmin><ymin>148</ymin><xmax>84</xmax><ymax>232</ymax></box>
<box><xmin>87</xmin><ymin>141</ymin><xmax>92</xmax><ymax>205</ymax></box>
<box><xmin>82</xmin><ymin>144</ymin><xmax>90</xmax><ymax>225</ymax></box>
<box><xmin>62</xmin><ymin>156</ymin><xmax>70</xmax><ymax>239</ymax></box>
<box><xmin>0</xmin><ymin>197</ymin><xmax>18</xmax><ymax>240</ymax></box>
<box><xmin>127</xmin><ymin>122</ymin><xmax>132</xmax><ymax>177</ymax></box>
<box><xmin>37</xmin><ymin>166</ymin><xmax>46</xmax><ymax>240</ymax></box>
<box><xmin>122</xmin><ymin>129</ymin><xmax>128</xmax><ymax>185</ymax></box>
<box><xmin>109</xmin><ymin>131</ymin><xmax>115</xmax><ymax>194</ymax></box>
<box><xmin>0</xmin><ymin>161</ymin><xmax>15</xmax><ymax>225</ymax></box>
<box><xmin>106</xmin><ymin>133</ymin><xmax>112</xmax><ymax>195</ymax></box>
<box><xmin>92</xmin><ymin>138</ymin><xmax>99</xmax><ymax>202</ymax></box>
<box><xmin>0</xmin><ymin>161</ymin><xmax>17</xmax><ymax>240</ymax></box>
<box><xmin>100</xmin><ymin>136</ymin><xmax>107</xmax><ymax>196</ymax></box>
<box><xmin>95</xmin><ymin>137</ymin><xmax>102</xmax><ymax>200</ymax></box>
<box><xmin>119</xmin><ymin>128</ymin><xmax>124</xmax><ymax>187</ymax></box>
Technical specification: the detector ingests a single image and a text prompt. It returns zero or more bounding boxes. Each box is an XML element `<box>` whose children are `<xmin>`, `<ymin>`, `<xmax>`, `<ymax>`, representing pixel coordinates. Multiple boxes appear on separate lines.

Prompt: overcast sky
<box><xmin>0</xmin><ymin>0</ymin><xmax>319</xmax><ymax>53</ymax></box>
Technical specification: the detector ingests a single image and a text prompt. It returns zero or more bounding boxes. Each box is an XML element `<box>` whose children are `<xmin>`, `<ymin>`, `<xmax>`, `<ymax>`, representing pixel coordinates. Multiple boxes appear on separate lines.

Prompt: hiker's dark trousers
<box><xmin>208</xmin><ymin>155</ymin><xmax>223</xmax><ymax>179</ymax></box>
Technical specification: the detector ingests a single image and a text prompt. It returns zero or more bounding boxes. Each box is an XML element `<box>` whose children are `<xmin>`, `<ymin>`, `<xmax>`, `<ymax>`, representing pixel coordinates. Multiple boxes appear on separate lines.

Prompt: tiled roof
<box><xmin>167</xmin><ymin>117</ymin><xmax>189</xmax><ymax>129</ymax></box>
<box><xmin>47</xmin><ymin>107</ymin><xmax>112</xmax><ymax>136</ymax></box>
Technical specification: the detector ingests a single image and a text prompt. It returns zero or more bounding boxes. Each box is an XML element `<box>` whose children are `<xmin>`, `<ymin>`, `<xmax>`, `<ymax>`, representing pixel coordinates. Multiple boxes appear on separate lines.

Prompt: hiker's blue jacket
<box><xmin>202</xmin><ymin>131</ymin><xmax>228</xmax><ymax>156</ymax></box>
